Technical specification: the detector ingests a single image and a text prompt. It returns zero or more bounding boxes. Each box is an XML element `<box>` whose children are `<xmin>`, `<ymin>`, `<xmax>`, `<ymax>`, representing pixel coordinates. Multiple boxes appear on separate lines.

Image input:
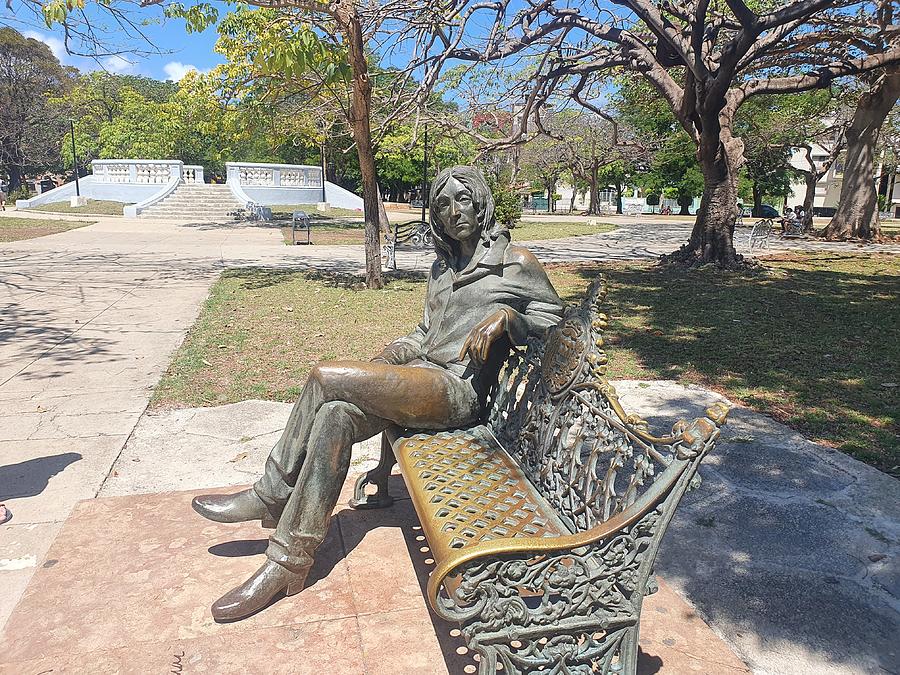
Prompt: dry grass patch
<box><xmin>29</xmin><ymin>200</ymin><xmax>125</xmax><ymax>216</ymax></box>
<box><xmin>0</xmin><ymin>216</ymin><xmax>94</xmax><ymax>242</ymax></box>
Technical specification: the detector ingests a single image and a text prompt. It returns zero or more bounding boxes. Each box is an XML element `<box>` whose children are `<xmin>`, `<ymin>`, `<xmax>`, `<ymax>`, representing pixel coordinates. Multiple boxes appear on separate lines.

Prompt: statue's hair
<box><xmin>429</xmin><ymin>166</ymin><xmax>509</xmax><ymax>267</ymax></box>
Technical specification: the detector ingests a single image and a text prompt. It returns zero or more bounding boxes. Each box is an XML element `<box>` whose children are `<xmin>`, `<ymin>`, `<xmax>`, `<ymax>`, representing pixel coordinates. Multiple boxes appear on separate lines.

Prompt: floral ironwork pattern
<box><xmin>437</xmin><ymin>504</ymin><xmax>664</xmax><ymax>674</ymax></box>
<box><xmin>487</xmin><ymin>278</ymin><xmax>674</xmax><ymax>532</ymax></box>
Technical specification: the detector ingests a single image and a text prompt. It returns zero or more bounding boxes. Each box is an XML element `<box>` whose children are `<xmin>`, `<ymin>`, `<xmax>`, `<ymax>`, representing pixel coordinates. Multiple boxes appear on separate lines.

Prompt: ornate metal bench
<box><xmin>350</xmin><ymin>278</ymin><xmax>729</xmax><ymax>674</ymax></box>
<box><xmin>383</xmin><ymin>220</ymin><xmax>432</xmax><ymax>269</ymax></box>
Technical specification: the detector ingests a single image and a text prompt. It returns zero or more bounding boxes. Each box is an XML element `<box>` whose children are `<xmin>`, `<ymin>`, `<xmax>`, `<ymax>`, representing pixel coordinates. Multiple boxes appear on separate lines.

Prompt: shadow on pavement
<box><xmin>0</xmin><ymin>452</ymin><xmax>82</xmax><ymax>500</ymax></box>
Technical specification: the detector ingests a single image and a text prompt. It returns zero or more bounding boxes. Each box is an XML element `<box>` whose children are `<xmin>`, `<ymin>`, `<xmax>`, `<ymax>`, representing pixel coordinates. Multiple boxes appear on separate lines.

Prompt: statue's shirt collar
<box><xmin>449</xmin><ymin>234</ymin><xmax>510</xmax><ymax>289</ymax></box>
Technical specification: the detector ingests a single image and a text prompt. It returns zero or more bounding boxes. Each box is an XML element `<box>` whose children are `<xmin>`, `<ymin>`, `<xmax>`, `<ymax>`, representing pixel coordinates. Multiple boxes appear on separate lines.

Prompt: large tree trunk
<box><xmin>587</xmin><ymin>159</ymin><xmax>600</xmax><ymax>215</ymax></box>
<box><xmin>751</xmin><ymin>182</ymin><xmax>763</xmax><ymax>217</ymax></box>
<box><xmin>615</xmin><ymin>183</ymin><xmax>623</xmax><ymax>214</ymax></box>
<box><xmin>823</xmin><ymin>69</ymin><xmax>900</xmax><ymax>241</ymax></box>
<box><xmin>664</xmin><ymin>128</ymin><xmax>744</xmax><ymax>267</ymax></box>
<box><xmin>341</xmin><ymin>8</ymin><xmax>383</xmax><ymax>288</ymax></box>
<box><xmin>802</xmin><ymin>170</ymin><xmax>817</xmax><ymax>228</ymax></box>
<box><xmin>7</xmin><ymin>164</ymin><xmax>22</xmax><ymax>192</ymax></box>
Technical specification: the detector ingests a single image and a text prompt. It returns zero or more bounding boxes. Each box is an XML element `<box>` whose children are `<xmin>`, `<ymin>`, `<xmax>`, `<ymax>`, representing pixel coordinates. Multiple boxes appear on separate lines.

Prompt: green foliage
<box><xmin>0</xmin><ymin>27</ymin><xmax>73</xmax><ymax>188</ymax></box>
<box><xmin>646</xmin><ymin>133</ymin><xmax>705</xmax><ymax>201</ymax></box>
<box><xmin>7</xmin><ymin>186</ymin><xmax>31</xmax><ymax>201</ymax></box>
<box><xmin>614</xmin><ymin>79</ymin><xmax>703</xmax><ymax>202</ymax></box>
<box><xmin>216</xmin><ymin>8</ymin><xmax>350</xmax><ymax>85</ymax></box>
<box><xmin>735</xmin><ymin>92</ymin><xmax>832</xmax><ymax>208</ymax></box>
<box><xmin>164</xmin><ymin>2</ymin><xmax>219</xmax><ymax>33</ymax></box>
<box><xmin>487</xmin><ymin>176</ymin><xmax>523</xmax><ymax>226</ymax></box>
<box><xmin>645</xmin><ymin>193</ymin><xmax>660</xmax><ymax>206</ymax></box>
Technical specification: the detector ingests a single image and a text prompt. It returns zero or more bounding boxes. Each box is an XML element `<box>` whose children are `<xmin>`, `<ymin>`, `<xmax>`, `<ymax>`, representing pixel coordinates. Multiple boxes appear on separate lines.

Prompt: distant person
<box><xmin>0</xmin><ymin>188</ymin><xmax>6</xmax><ymax>211</ymax></box>
<box><xmin>780</xmin><ymin>207</ymin><xmax>796</xmax><ymax>233</ymax></box>
<box><xmin>794</xmin><ymin>204</ymin><xmax>807</xmax><ymax>230</ymax></box>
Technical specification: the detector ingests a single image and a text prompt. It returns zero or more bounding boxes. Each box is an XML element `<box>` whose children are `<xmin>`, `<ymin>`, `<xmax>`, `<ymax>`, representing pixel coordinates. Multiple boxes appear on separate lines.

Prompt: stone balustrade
<box><xmin>182</xmin><ymin>165</ymin><xmax>205</xmax><ymax>184</ymax></box>
<box><xmin>91</xmin><ymin>160</ymin><xmax>184</xmax><ymax>185</ymax></box>
<box><xmin>226</xmin><ymin>162</ymin><xmax>323</xmax><ymax>189</ymax></box>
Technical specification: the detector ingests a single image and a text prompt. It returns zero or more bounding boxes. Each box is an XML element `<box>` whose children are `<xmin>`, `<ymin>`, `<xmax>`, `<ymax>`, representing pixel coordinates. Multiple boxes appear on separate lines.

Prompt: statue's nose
<box><xmin>450</xmin><ymin>200</ymin><xmax>459</xmax><ymax>217</ymax></box>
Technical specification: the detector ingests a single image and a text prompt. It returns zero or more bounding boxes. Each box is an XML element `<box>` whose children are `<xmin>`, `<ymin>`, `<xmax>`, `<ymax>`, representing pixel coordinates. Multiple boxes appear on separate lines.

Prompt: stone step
<box><xmin>138</xmin><ymin>182</ymin><xmax>246</xmax><ymax>219</ymax></box>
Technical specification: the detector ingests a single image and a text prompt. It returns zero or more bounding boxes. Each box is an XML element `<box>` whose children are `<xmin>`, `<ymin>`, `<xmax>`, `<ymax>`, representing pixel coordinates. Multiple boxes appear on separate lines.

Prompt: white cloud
<box><xmin>22</xmin><ymin>30</ymin><xmax>140</xmax><ymax>75</ymax></box>
<box><xmin>163</xmin><ymin>61</ymin><xmax>203</xmax><ymax>82</ymax></box>
<box><xmin>22</xmin><ymin>30</ymin><xmax>68</xmax><ymax>63</ymax></box>
<box><xmin>101</xmin><ymin>55</ymin><xmax>137</xmax><ymax>75</ymax></box>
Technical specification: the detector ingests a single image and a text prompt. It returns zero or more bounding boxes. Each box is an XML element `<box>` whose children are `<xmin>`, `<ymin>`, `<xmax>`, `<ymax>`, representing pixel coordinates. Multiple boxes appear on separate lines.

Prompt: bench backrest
<box><xmin>486</xmin><ymin>278</ymin><xmax>702</xmax><ymax>533</ymax></box>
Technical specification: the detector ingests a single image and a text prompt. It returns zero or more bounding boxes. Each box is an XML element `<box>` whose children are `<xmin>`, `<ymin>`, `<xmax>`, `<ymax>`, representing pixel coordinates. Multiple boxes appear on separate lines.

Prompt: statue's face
<box><xmin>434</xmin><ymin>176</ymin><xmax>479</xmax><ymax>242</ymax></box>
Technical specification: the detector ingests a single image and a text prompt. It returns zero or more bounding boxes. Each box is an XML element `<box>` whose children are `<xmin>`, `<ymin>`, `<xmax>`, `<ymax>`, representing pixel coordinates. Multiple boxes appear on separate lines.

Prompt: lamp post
<box><xmin>420</xmin><ymin>124</ymin><xmax>428</xmax><ymax>223</ymax></box>
<box><xmin>320</xmin><ymin>142</ymin><xmax>327</xmax><ymax>204</ymax></box>
<box><xmin>70</xmin><ymin>120</ymin><xmax>80</xmax><ymax>197</ymax></box>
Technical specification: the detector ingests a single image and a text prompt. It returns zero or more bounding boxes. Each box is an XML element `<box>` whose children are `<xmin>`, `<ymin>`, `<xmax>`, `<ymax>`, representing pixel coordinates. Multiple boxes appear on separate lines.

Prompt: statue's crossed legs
<box><xmin>193</xmin><ymin>359</ymin><xmax>479</xmax><ymax>621</ymax></box>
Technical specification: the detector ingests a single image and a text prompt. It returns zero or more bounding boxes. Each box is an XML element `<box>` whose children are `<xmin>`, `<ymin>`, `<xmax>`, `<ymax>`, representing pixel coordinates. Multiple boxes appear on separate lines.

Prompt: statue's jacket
<box><xmin>380</xmin><ymin>233</ymin><xmax>564</xmax><ymax>400</ymax></box>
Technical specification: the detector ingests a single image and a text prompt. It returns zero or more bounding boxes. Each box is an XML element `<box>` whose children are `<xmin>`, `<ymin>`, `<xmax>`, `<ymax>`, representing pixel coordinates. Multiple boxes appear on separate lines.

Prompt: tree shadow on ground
<box><xmin>556</xmin><ymin>254</ymin><xmax>898</xmax><ymax>473</ymax></box>
<box><xmin>220</xmin><ymin>267</ymin><xmax>427</xmax><ymax>292</ymax></box>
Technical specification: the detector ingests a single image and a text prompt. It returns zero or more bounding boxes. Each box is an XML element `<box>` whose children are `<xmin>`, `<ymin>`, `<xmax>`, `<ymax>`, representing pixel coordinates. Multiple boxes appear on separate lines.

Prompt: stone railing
<box><xmin>182</xmin><ymin>165</ymin><xmax>205</xmax><ymax>184</ymax></box>
<box><xmin>226</xmin><ymin>162</ymin><xmax>323</xmax><ymax>188</ymax></box>
<box><xmin>91</xmin><ymin>159</ymin><xmax>184</xmax><ymax>185</ymax></box>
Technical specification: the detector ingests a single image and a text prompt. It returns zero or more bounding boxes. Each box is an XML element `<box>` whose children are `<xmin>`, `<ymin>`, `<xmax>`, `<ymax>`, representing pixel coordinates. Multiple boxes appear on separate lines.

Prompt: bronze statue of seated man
<box><xmin>192</xmin><ymin>165</ymin><xmax>564</xmax><ymax>622</ymax></box>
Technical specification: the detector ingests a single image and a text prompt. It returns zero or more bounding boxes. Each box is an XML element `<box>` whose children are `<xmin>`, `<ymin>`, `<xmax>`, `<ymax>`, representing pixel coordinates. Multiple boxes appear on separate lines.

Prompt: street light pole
<box><xmin>420</xmin><ymin>124</ymin><xmax>428</xmax><ymax>223</ymax></box>
<box><xmin>320</xmin><ymin>143</ymin><xmax>327</xmax><ymax>204</ymax></box>
<box><xmin>70</xmin><ymin>120</ymin><xmax>80</xmax><ymax>197</ymax></box>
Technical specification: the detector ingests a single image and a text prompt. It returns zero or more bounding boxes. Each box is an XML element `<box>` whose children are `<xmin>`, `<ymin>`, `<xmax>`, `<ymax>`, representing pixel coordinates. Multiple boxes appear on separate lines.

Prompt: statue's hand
<box><xmin>460</xmin><ymin>310</ymin><xmax>508</xmax><ymax>364</ymax></box>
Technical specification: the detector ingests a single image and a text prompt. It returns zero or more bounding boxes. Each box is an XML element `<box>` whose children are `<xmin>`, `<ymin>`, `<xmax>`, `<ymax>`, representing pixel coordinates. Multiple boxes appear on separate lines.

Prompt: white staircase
<box><xmin>139</xmin><ymin>183</ymin><xmax>244</xmax><ymax>220</ymax></box>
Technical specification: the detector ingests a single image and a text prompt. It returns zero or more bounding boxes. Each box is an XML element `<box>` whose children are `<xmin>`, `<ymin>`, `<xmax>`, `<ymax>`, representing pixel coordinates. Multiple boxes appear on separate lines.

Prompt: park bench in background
<box><xmin>291</xmin><ymin>210</ymin><xmax>312</xmax><ymax>245</ymax></box>
<box><xmin>383</xmin><ymin>220</ymin><xmax>432</xmax><ymax>268</ymax></box>
<box><xmin>351</xmin><ymin>278</ymin><xmax>730</xmax><ymax>675</ymax></box>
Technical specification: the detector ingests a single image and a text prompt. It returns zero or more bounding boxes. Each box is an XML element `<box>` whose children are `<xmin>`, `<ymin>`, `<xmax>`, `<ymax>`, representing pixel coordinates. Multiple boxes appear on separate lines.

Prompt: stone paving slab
<box><xmin>0</xmin><ymin>484</ymin><xmax>748</xmax><ymax>675</ymax></box>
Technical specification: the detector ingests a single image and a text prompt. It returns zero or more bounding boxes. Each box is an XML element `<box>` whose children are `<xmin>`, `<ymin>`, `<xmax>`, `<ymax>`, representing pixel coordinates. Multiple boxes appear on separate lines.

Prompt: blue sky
<box><xmin>3</xmin><ymin>2</ymin><xmax>224</xmax><ymax>82</ymax></box>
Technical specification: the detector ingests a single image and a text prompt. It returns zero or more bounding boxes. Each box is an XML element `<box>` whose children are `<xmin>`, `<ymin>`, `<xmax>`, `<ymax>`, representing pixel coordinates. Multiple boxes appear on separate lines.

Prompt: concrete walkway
<box><xmin>1</xmin><ymin>212</ymin><xmax>898</xmax><ymax>673</ymax></box>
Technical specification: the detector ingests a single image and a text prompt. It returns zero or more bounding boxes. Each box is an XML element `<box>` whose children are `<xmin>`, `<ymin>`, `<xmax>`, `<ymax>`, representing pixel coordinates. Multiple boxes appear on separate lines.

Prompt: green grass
<box><xmin>152</xmin><ymin>253</ymin><xmax>899</xmax><ymax>476</ymax></box>
<box><xmin>279</xmin><ymin>217</ymin><xmax>616</xmax><ymax>246</ymax></box>
<box><xmin>0</xmin><ymin>216</ymin><xmax>95</xmax><ymax>242</ymax></box>
<box><xmin>28</xmin><ymin>200</ymin><xmax>126</xmax><ymax>216</ymax></box>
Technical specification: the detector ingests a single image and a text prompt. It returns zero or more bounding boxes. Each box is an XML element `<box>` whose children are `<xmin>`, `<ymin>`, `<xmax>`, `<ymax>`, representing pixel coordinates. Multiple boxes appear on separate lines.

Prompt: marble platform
<box><xmin>0</xmin><ymin>476</ymin><xmax>748</xmax><ymax>674</ymax></box>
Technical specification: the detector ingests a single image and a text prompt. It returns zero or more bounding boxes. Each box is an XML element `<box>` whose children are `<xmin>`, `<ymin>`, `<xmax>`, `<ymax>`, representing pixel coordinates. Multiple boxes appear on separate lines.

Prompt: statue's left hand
<box><xmin>459</xmin><ymin>310</ymin><xmax>509</xmax><ymax>364</ymax></box>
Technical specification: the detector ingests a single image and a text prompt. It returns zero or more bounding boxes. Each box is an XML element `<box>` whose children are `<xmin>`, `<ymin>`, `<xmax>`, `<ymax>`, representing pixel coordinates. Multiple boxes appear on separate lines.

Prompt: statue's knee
<box><xmin>317</xmin><ymin>401</ymin><xmax>356</xmax><ymax>425</ymax></box>
<box><xmin>309</xmin><ymin>362</ymin><xmax>340</xmax><ymax>389</ymax></box>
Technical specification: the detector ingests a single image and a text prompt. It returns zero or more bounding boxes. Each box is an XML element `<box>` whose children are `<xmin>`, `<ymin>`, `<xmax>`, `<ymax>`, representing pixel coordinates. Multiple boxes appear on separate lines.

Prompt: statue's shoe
<box><xmin>211</xmin><ymin>560</ymin><xmax>309</xmax><ymax>622</ymax></box>
<box><xmin>191</xmin><ymin>489</ymin><xmax>277</xmax><ymax>528</ymax></box>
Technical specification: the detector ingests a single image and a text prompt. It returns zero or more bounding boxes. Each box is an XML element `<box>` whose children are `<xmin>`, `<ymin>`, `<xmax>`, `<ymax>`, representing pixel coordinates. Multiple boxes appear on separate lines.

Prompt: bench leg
<box><xmin>349</xmin><ymin>434</ymin><xmax>396</xmax><ymax>510</ymax></box>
